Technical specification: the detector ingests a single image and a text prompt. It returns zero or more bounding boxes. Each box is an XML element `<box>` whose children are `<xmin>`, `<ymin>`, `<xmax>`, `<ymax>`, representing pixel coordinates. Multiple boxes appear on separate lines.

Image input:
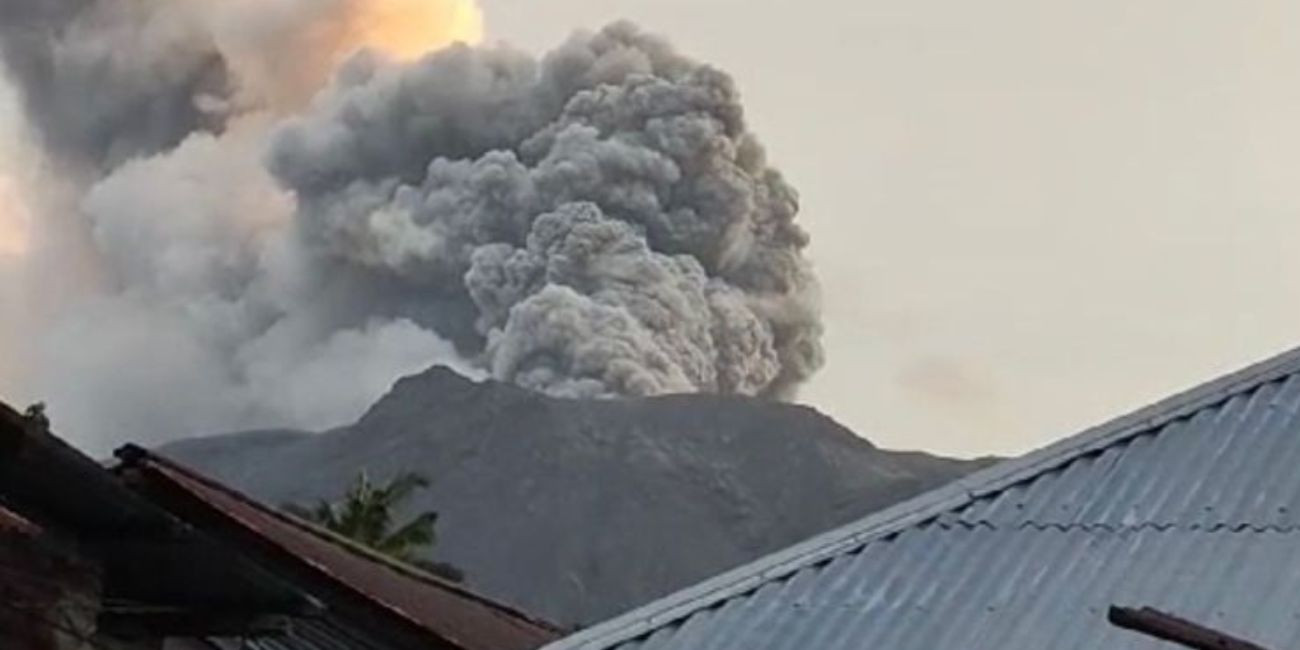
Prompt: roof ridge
<box><xmin>114</xmin><ymin>444</ymin><xmax>561</xmax><ymax>632</ymax></box>
<box><xmin>544</xmin><ymin>342</ymin><xmax>1300</xmax><ymax>650</ymax></box>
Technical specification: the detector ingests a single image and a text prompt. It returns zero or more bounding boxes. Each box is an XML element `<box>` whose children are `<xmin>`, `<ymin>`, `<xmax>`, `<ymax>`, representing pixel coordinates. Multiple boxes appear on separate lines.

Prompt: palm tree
<box><xmin>286</xmin><ymin>470</ymin><xmax>464</xmax><ymax>582</ymax></box>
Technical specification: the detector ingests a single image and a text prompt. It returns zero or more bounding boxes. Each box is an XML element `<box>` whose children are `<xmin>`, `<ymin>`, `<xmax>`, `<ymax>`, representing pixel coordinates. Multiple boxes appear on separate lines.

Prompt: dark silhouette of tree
<box><xmin>22</xmin><ymin>402</ymin><xmax>49</xmax><ymax>431</ymax></box>
<box><xmin>286</xmin><ymin>470</ymin><xmax>464</xmax><ymax>582</ymax></box>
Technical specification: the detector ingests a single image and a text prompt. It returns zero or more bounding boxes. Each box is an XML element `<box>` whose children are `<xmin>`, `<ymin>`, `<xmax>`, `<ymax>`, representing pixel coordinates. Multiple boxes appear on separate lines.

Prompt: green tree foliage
<box><xmin>286</xmin><ymin>470</ymin><xmax>464</xmax><ymax>582</ymax></box>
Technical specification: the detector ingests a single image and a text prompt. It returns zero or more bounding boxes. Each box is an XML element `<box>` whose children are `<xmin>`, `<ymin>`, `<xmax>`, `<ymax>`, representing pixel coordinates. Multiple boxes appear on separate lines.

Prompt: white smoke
<box><xmin>0</xmin><ymin>0</ymin><xmax>822</xmax><ymax>451</ymax></box>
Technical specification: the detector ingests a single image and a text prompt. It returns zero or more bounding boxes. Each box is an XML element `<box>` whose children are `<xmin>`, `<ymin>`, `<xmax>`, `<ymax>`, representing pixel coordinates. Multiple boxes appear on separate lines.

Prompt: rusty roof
<box><xmin>116</xmin><ymin>445</ymin><xmax>560</xmax><ymax>650</ymax></box>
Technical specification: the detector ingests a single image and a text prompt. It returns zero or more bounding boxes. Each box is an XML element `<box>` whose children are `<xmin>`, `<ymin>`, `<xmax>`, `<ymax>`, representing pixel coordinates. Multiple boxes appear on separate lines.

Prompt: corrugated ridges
<box><xmin>546</xmin><ymin>343</ymin><xmax>1300</xmax><ymax>650</ymax></box>
<box><xmin>959</xmin><ymin>372</ymin><xmax>1300</xmax><ymax>529</ymax></box>
<box><xmin>620</xmin><ymin>526</ymin><xmax>1300</xmax><ymax>650</ymax></box>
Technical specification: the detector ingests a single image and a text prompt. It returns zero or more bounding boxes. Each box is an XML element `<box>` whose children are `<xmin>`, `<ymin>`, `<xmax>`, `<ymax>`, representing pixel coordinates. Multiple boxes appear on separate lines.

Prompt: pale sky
<box><xmin>7</xmin><ymin>1</ymin><xmax>1300</xmax><ymax>458</ymax></box>
<box><xmin>481</xmin><ymin>0</ymin><xmax>1300</xmax><ymax>457</ymax></box>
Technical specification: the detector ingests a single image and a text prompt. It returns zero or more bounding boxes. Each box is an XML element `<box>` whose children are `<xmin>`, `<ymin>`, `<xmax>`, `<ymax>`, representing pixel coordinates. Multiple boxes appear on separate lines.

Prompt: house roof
<box><xmin>0</xmin><ymin>503</ymin><xmax>38</xmax><ymax>537</ymax></box>
<box><xmin>0</xmin><ymin>401</ymin><xmax>313</xmax><ymax>626</ymax></box>
<box><xmin>116</xmin><ymin>445</ymin><xmax>561</xmax><ymax>650</ymax></box>
<box><xmin>545</xmin><ymin>343</ymin><xmax>1300</xmax><ymax>650</ymax></box>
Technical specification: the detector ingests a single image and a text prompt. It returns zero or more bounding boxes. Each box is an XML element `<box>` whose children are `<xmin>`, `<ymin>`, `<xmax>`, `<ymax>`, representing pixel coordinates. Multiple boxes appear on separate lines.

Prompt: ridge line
<box><xmin>543</xmin><ymin>342</ymin><xmax>1300</xmax><ymax>650</ymax></box>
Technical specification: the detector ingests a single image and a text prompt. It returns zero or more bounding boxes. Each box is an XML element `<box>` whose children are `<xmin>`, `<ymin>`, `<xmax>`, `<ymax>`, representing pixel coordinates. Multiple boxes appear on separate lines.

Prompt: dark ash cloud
<box><xmin>0</xmin><ymin>2</ymin><xmax>823</xmax><ymax>448</ymax></box>
<box><xmin>270</xmin><ymin>23</ymin><xmax>823</xmax><ymax>397</ymax></box>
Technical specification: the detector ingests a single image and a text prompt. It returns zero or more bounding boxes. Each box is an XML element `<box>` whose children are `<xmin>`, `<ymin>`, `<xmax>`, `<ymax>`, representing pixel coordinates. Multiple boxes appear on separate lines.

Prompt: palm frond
<box><xmin>379</xmin><ymin>472</ymin><xmax>431</xmax><ymax>506</ymax></box>
<box><xmin>283</xmin><ymin>469</ymin><xmax>457</xmax><ymax>577</ymax></box>
<box><xmin>378</xmin><ymin>512</ymin><xmax>438</xmax><ymax>557</ymax></box>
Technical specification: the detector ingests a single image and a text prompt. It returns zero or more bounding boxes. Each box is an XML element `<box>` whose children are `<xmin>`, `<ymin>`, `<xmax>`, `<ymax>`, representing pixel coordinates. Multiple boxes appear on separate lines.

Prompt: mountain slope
<box><xmin>160</xmin><ymin>367</ymin><xmax>990</xmax><ymax>627</ymax></box>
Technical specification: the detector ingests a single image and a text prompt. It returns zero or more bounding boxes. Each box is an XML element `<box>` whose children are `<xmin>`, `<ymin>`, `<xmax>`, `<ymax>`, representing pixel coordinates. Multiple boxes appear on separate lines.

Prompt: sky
<box><xmin>478</xmin><ymin>0</ymin><xmax>1300</xmax><ymax>457</ymax></box>
<box><xmin>4</xmin><ymin>0</ymin><xmax>1300</xmax><ymax>458</ymax></box>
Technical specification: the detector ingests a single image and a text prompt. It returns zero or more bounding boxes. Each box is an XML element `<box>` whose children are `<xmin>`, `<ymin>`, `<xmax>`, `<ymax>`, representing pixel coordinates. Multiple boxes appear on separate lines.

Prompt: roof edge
<box><xmin>545</xmin><ymin>342</ymin><xmax>1300</xmax><ymax>650</ymax></box>
<box><xmin>114</xmin><ymin>444</ymin><xmax>562</xmax><ymax>635</ymax></box>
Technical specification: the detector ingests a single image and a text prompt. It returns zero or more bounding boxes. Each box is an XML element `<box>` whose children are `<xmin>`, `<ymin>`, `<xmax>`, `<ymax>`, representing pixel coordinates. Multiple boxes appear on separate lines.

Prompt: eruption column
<box><xmin>0</xmin><ymin>0</ymin><xmax>823</xmax><ymax>449</ymax></box>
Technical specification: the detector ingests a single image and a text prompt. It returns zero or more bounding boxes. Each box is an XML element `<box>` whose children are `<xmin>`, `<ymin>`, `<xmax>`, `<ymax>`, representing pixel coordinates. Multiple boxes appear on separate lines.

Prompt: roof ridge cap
<box><xmin>545</xmin><ymin>342</ymin><xmax>1300</xmax><ymax>650</ymax></box>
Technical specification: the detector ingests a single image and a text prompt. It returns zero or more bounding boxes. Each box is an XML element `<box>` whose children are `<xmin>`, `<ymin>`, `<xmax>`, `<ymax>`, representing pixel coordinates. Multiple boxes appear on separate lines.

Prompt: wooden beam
<box><xmin>1108</xmin><ymin>606</ymin><xmax>1272</xmax><ymax>650</ymax></box>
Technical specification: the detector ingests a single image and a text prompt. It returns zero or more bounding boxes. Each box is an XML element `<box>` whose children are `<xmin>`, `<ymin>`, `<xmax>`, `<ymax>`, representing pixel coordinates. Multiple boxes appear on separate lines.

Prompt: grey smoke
<box><xmin>0</xmin><ymin>0</ymin><xmax>823</xmax><ymax>449</ymax></box>
<box><xmin>270</xmin><ymin>27</ymin><xmax>823</xmax><ymax>396</ymax></box>
<box><xmin>0</xmin><ymin>0</ymin><xmax>232</xmax><ymax>169</ymax></box>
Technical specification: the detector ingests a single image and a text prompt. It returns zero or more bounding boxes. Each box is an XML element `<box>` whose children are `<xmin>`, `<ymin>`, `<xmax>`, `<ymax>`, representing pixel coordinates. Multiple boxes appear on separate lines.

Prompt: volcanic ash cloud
<box><xmin>0</xmin><ymin>0</ymin><xmax>823</xmax><ymax>447</ymax></box>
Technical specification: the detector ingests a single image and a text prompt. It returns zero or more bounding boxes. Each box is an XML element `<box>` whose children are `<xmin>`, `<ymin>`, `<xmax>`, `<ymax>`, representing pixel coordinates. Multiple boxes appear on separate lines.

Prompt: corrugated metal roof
<box><xmin>246</xmin><ymin>617</ymin><xmax>397</xmax><ymax>650</ymax></box>
<box><xmin>117</xmin><ymin>447</ymin><xmax>560</xmax><ymax>650</ymax></box>
<box><xmin>546</xmin><ymin>344</ymin><xmax>1300</xmax><ymax>650</ymax></box>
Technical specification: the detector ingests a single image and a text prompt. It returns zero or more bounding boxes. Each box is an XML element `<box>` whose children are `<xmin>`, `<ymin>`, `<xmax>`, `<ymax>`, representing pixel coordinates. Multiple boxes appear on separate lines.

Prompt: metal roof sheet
<box><xmin>546</xmin><ymin>344</ymin><xmax>1300</xmax><ymax>650</ymax></box>
<box><xmin>246</xmin><ymin>617</ymin><xmax>398</xmax><ymax>650</ymax></box>
<box><xmin>0</xmin><ymin>401</ymin><xmax>313</xmax><ymax>618</ymax></box>
<box><xmin>117</xmin><ymin>446</ymin><xmax>560</xmax><ymax>650</ymax></box>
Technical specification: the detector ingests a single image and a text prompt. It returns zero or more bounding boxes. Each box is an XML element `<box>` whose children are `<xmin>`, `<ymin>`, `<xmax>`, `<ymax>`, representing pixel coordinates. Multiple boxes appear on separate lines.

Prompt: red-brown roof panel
<box><xmin>118</xmin><ymin>447</ymin><xmax>559</xmax><ymax>650</ymax></box>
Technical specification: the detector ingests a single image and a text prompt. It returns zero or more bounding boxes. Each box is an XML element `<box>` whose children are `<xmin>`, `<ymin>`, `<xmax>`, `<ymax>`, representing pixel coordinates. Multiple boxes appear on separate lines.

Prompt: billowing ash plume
<box><xmin>269</xmin><ymin>28</ymin><xmax>823</xmax><ymax>397</ymax></box>
<box><xmin>0</xmin><ymin>0</ymin><xmax>822</xmax><ymax>449</ymax></box>
<box><xmin>0</xmin><ymin>0</ymin><xmax>231</xmax><ymax>168</ymax></box>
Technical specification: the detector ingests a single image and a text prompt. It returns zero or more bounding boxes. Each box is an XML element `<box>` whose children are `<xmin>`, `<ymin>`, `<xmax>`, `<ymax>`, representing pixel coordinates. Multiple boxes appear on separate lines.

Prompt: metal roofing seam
<box><xmin>665</xmin><ymin>527</ymin><xmax>1300</xmax><ymax>650</ymax></box>
<box><xmin>544</xmin><ymin>344</ymin><xmax>1300</xmax><ymax>650</ymax></box>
